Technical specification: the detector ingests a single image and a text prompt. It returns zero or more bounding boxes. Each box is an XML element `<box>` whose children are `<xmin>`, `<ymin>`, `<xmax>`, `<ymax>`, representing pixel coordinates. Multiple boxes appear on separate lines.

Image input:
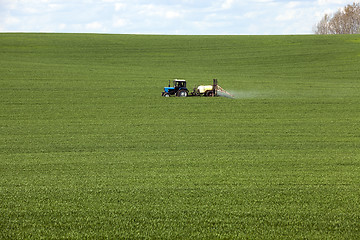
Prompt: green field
<box><xmin>1</xmin><ymin>33</ymin><xmax>360</xmax><ymax>239</ymax></box>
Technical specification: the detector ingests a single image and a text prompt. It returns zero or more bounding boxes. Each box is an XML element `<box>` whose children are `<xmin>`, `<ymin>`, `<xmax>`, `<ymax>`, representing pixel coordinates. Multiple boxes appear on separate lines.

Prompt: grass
<box><xmin>1</xmin><ymin>33</ymin><xmax>360</xmax><ymax>239</ymax></box>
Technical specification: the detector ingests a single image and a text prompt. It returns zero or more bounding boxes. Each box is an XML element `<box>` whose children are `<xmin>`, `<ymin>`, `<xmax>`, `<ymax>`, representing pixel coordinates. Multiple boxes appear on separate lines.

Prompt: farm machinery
<box><xmin>161</xmin><ymin>79</ymin><xmax>234</xmax><ymax>98</ymax></box>
<box><xmin>162</xmin><ymin>79</ymin><xmax>189</xmax><ymax>97</ymax></box>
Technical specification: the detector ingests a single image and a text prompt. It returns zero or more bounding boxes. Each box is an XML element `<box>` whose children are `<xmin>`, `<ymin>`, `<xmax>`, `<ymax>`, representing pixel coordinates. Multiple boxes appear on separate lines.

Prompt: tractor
<box><xmin>161</xmin><ymin>79</ymin><xmax>234</xmax><ymax>98</ymax></box>
<box><xmin>161</xmin><ymin>79</ymin><xmax>189</xmax><ymax>97</ymax></box>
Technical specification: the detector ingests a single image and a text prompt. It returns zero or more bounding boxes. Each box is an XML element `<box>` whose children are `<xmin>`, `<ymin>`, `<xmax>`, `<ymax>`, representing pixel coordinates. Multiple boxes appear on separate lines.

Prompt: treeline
<box><xmin>314</xmin><ymin>2</ymin><xmax>360</xmax><ymax>34</ymax></box>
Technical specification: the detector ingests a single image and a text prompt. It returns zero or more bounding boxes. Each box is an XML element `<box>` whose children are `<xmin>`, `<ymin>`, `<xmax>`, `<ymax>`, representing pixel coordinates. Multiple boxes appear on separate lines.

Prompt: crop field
<box><xmin>1</xmin><ymin>33</ymin><xmax>360</xmax><ymax>239</ymax></box>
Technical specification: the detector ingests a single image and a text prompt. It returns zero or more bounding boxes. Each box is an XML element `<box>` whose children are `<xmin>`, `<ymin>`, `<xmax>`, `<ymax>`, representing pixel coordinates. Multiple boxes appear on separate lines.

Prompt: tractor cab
<box><xmin>162</xmin><ymin>79</ymin><xmax>189</xmax><ymax>97</ymax></box>
<box><xmin>174</xmin><ymin>80</ymin><xmax>186</xmax><ymax>88</ymax></box>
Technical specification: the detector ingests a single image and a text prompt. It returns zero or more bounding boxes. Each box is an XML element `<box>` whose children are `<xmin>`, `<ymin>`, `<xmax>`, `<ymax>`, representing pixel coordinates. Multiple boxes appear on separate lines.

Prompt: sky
<box><xmin>0</xmin><ymin>0</ymin><xmax>355</xmax><ymax>35</ymax></box>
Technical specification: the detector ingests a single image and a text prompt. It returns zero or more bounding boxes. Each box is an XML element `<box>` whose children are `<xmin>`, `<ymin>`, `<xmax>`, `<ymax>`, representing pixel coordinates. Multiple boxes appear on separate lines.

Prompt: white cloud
<box><xmin>243</xmin><ymin>11</ymin><xmax>262</xmax><ymax>19</ymax></box>
<box><xmin>21</xmin><ymin>6</ymin><xmax>42</xmax><ymax>14</ymax></box>
<box><xmin>137</xmin><ymin>4</ymin><xmax>185</xmax><ymax>19</ymax></box>
<box><xmin>0</xmin><ymin>0</ymin><xmax>357</xmax><ymax>34</ymax></box>
<box><xmin>115</xmin><ymin>3</ymin><xmax>126</xmax><ymax>11</ymax></box>
<box><xmin>275</xmin><ymin>1</ymin><xmax>304</xmax><ymax>22</ymax></box>
<box><xmin>276</xmin><ymin>10</ymin><xmax>297</xmax><ymax>21</ymax></box>
<box><xmin>221</xmin><ymin>0</ymin><xmax>235</xmax><ymax>10</ymax></box>
<box><xmin>317</xmin><ymin>0</ymin><xmax>349</xmax><ymax>5</ymax></box>
<box><xmin>165</xmin><ymin>11</ymin><xmax>182</xmax><ymax>19</ymax></box>
<box><xmin>58</xmin><ymin>23</ymin><xmax>67</xmax><ymax>30</ymax></box>
<box><xmin>286</xmin><ymin>1</ymin><xmax>302</xmax><ymax>8</ymax></box>
<box><xmin>113</xmin><ymin>17</ymin><xmax>127</xmax><ymax>28</ymax></box>
<box><xmin>85</xmin><ymin>22</ymin><xmax>105</xmax><ymax>31</ymax></box>
<box><xmin>48</xmin><ymin>3</ymin><xmax>64</xmax><ymax>11</ymax></box>
<box><xmin>4</xmin><ymin>16</ymin><xmax>21</xmax><ymax>25</ymax></box>
<box><xmin>254</xmin><ymin>0</ymin><xmax>275</xmax><ymax>3</ymax></box>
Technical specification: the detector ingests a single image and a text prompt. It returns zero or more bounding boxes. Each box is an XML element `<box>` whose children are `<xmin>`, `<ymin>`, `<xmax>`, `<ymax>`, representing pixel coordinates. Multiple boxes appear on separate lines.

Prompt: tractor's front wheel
<box><xmin>177</xmin><ymin>90</ymin><xmax>188</xmax><ymax>97</ymax></box>
<box><xmin>163</xmin><ymin>93</ymin><xmax>170</xmax><ymax>97</ymax></box>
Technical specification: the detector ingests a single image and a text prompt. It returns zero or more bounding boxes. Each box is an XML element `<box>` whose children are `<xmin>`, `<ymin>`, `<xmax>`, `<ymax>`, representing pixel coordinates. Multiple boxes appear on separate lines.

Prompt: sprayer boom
<box><xmin>216</xmin><ymin>85</ymin><xmax>235</xmax><ymax>98</ymax></box>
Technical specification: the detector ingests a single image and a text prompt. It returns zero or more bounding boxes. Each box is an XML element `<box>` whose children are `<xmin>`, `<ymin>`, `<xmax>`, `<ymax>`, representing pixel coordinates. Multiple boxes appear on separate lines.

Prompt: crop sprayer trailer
<box><xmin>161</xmin><ymin>79</ymin><xmax>234</xmax><ymax>98</ymax></box>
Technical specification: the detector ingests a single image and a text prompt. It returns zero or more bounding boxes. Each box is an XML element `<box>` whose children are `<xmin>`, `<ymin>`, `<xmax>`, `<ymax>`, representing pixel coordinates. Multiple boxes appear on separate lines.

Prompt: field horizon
<box><xmin>1</xmin><ymin>33</ymin><xmax>360</xmax><ymax>239</ymax></box>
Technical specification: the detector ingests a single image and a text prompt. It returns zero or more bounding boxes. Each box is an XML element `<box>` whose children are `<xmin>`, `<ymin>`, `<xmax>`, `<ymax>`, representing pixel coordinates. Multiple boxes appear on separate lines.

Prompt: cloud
<box><xmin>275</xmin><ymin>1</ymin><xmax>303</xmax><ymax>22</ymax></box>
<box><xmin>243</xmin><ymin>11</ymin><xmax>263</xmax><ymax>19</ymax></box>
<box><xmin>286</xmin><ymin>1</ymin><xmax>302</xmax><ymax>8</ymax></box>
<box><xmin>276</xmin><ymin>10</ymin><xmax>297</xmax><ymax>21</ymax></box>
<box><xmin>85</xmin><ymin>22</ymin><xmax>104</xmax><ymax>31</ymax></box>
<box><xmin>0</xmin><ymin>0</ymin><xmax>356</xmax><ymax>34</ymax></box>
<box><xmin>4</xmin><ymin>15</ymin><xmax>21</xmax><ymax>25</ymax></box>
<box><xmin>113</xmin><ymin>17</ymin><xmax>128</xmax><ymax>28</ymax></box>
<box><xmin>137</xmin><ymin>4</ymin><xmax>185</xmax><ymax>19</ymax></box>
<box><xmin>221</xmin><ymin>0</ymin><xmax>235</xmax><ymax>10</ymax></box>
<box><xmin>317</xmin><ymin>0</ymin><xmax>349</xmax><ymax>5</ymax></box>
<box><xmin>115</xmin><ymin>3</ymin><xmax>126</xmax><ymax>11</ymax></box>
<box><xmin>253</xmin><ymin>0</ymin><xmax>275</xmax><ymax>3</ymax></box>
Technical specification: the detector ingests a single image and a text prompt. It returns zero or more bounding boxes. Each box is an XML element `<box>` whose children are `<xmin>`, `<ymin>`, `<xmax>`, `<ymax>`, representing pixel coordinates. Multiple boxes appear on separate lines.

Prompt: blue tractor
<box><xmin>161</xmin><ymin>79</ymin><xmax>189</xmax><ymax>97</ymax></box>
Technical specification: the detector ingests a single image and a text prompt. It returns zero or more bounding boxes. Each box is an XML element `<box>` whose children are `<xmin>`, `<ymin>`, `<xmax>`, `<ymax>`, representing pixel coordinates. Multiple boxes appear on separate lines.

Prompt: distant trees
<box><xmin>314</xmin><ymin>2</ymin><xmax>360</xmax><ymax>34</ymax></box>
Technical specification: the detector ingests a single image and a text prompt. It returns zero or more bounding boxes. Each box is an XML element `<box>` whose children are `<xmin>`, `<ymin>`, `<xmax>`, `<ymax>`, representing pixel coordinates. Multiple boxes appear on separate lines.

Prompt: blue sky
<box><xmin>0</xmin><ymin>0</ymin><xmax>354</xmax><ymax>35</ymax></box>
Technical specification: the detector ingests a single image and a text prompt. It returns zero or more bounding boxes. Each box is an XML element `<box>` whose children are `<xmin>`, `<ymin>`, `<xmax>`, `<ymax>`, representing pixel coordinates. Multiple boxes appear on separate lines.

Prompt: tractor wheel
<box><xmin>178</xmin><ymin>90</ymin><xmax>188</xmax><ymax>97</ymax></box>
<box><xmin>163</xmin><ymin>93</ymin><xmax>170</xmax><ymax>97</ymax></box>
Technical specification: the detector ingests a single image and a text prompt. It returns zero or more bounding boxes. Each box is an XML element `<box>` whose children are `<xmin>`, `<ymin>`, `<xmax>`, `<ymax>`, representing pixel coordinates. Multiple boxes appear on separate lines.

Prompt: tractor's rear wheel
<box><xmin>178</xmin><ymin>90</ymin><xmax>188</xmax><ymax>97</ymax></box>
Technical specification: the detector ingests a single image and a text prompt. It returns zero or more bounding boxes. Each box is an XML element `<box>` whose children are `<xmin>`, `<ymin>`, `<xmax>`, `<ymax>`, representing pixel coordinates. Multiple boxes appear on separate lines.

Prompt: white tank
<box><xmin>197</xmin><ymin>85</ymin><xmax>213</xmax><ymax>94</ymax></box>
